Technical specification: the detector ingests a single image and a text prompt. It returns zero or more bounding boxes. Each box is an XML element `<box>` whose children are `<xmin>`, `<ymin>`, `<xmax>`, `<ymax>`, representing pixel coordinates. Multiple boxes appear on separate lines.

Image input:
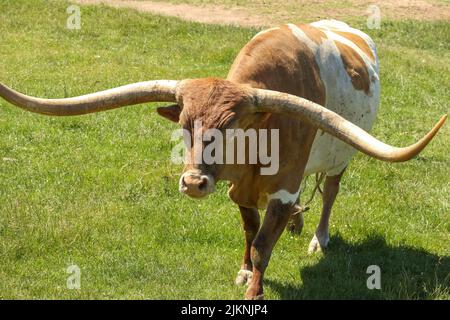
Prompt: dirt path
<box><xmin>74</xmin><ymin>0</ymin><xmax>450</xmax><ymax>27</ymax></box>
<box><xmin>74</xmin><ymin>0</ymin><xmax>269</xmax><ymax>27</ymax></box>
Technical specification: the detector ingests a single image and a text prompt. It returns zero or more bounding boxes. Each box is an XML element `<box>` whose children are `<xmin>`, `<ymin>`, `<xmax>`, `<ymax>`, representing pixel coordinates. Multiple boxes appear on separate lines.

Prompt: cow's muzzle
<box><xmin>179</xmin><ymin>171</ymin><xmax>215</xmax><ymax>199</ymax></box>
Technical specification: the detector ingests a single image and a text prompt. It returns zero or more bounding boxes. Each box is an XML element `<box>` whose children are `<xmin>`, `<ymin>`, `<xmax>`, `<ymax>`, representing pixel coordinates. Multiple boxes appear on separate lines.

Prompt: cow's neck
<box><xmin>219</xmin><ymin>112</ymin><xmax>316</xmax><ymax>209</ymax></box>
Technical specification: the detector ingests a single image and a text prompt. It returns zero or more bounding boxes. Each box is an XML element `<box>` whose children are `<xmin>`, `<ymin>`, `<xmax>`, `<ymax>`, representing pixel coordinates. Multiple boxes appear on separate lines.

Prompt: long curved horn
<box><xmin>251</xmin><ymin>88</ymin><xmax>447</xmax><ymax>162</ymax></box>
<box><xmin>0</xmin><ymin>80</ymin><xmax>179</xmax><ymax>116</ymax></box>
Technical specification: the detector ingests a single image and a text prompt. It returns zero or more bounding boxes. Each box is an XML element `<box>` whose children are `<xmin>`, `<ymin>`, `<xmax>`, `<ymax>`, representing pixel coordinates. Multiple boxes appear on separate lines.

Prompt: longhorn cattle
<box><xmin>0</xmin><ymin>20</ymin><xmax>446</xmax><ymax>300</ymax></box>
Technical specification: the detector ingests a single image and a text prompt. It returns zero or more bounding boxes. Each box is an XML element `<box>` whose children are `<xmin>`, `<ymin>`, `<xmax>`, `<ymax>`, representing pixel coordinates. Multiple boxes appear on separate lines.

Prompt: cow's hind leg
<box><xmin>308</xmin><ymin>168</ymin><xmax>346</xmax><ymax>254</ymax></box>
<box><xmin>235</xmin><ymin>206</ymin><xmax>260</xmax><ymax>286</ymax></box>
<box><xmin>286</xmin><ymin>201</ymin><xmax>304</xmax><ymax>235</ymax></box>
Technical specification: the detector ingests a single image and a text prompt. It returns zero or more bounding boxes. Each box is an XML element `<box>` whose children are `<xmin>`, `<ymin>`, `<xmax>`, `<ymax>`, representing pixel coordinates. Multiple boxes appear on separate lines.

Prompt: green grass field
<box><xmin>0</xmin><ymin>0</ymin><xmax>448</xmax><ymax>299</ymax></box>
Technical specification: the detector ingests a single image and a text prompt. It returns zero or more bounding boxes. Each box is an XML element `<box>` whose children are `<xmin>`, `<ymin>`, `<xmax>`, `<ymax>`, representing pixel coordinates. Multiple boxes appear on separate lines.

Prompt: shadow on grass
<box><xmin>266</xmin><ymin>235</ymin><xmax>450</xmax><ymax>299</ymax></box>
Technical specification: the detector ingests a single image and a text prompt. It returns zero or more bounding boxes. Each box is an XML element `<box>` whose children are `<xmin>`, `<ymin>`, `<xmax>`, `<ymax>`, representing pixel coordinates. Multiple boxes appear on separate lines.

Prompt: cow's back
<box><xmin>228</xmin><ymin>20</ymin><xmax>381</xmax><ymax>177</ymax></box>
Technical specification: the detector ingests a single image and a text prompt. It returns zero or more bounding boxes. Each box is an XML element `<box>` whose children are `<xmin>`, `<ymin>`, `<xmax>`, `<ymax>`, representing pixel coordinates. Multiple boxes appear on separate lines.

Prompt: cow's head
<box><xmin>157</xmin><ymin>78</ymin><xmax>257</xmax><ymax>199</ymax></box>
<box><xmin>0</xmin><ymin>78</ymin><xmax>446</xmax><ymax>199</ymax></box>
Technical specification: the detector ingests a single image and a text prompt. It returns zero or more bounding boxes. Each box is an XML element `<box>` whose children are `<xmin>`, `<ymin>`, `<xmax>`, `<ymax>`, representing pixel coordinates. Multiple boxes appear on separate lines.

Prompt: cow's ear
<box><xmin>156</xmin><ymin>104</ymin><xmax>181</xmax><ymax>123</ymax></box>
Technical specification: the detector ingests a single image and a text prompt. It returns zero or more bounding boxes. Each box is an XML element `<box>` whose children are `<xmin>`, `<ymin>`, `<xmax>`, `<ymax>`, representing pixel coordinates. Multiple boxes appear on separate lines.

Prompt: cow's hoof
<box><xmin>286</xmin><ymin>206</ymin><xmax>305</xmax><ymax>235</ymax></box>
<box><xmin>245</xmin><ymin>294</ymin><xmax>264</xmax><ymax>300</ymax></box>
<box><xmin>245</xmin><ymin>286</ymin><xmax>264</xmax><ymax>300</ymax></box>
<box><xmin>235</xmin><ymin>269</ymin><xmax>253</xmax><ymax>286</ymax></box>
<box><xmin>307</xmin><ymin>234</ymin><xmax>329</xmax><ymax>254</ymax></box>
<box><xmin>286</xmin><ymin>215</ymin><xmax>304</xmax><ymax>235</ymax></box>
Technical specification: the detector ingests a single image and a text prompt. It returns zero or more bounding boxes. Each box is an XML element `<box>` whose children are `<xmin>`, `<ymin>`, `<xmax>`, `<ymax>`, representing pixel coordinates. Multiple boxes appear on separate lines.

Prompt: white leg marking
<box><xmin>308</xmin><ymin>232</ymin><xmax>330</xmax><ymax>254</ymax></box>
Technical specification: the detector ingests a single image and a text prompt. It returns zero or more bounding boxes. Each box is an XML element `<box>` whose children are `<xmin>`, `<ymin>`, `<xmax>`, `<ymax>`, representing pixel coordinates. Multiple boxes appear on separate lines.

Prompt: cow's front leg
<box><xmin>245</xmin><ymin>200</ymin><xmax>293</xmax><ymax>300</ymax></box>
<box><xmin>236</xmin><ymin>206</ymin><xmax>260</xmax><ymax>286</ymax></box>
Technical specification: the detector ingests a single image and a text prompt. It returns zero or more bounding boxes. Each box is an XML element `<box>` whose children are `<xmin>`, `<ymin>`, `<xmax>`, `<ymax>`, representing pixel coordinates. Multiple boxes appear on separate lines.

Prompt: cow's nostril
<box><xmin>198</xmin><ymin>177</ymin><xmax>208</xmax><ymax>191</ymax></box>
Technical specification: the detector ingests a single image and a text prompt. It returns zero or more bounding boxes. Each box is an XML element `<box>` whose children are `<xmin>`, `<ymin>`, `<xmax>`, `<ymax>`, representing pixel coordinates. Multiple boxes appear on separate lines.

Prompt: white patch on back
<box><xmin>311</xmin><ymin>20</ymin><xmax>379</xmax><ymax>65</ymax></box>
<box><xmin>311</xmin><ymin>19</ymin><xmax>350</xmax><ymax>29</ymax></box>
